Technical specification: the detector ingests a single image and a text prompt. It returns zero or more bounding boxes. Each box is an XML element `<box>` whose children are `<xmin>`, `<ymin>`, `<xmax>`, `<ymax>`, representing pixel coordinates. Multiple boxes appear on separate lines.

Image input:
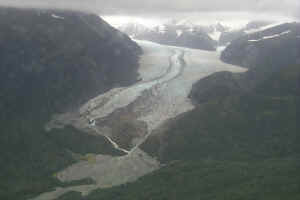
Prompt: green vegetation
<box><xmin>47</xmin><ymin>126</ymin><xmax>125</xmax><ymax>156</ymax></box>
<box><xmin>142</xmin><ymin>66</ymin><xmax>300</xmax><ymax>164</ymax></box>
<box><xmin>144</xmin><ymin>65</ymin><xmax>300</xmax><ymax>160</ymax></box>
<box><xmin>57</xmin><ymin>159</ymin><xmax>300</xmax><ymax>200</ymax></box>
<box><xmin>56</xmin><ymin>64</ymin><xmax>300</xmax><ymax>200</ymax></box>
<box><xmin>0</xmin><ymin>7</ymin><xmax>141</xmax><ymax>200</ymax></box>
<box><xmin>143</xmin><ymin>94</ymin><xmax>299</xmax><ymax>163</ymax></box>
<box><xmin>221</xmin><ymin>23</ymin><xmax>300</xmax><ymax>69</ymax></box>
<box><xmin>0</xmin><ymin>117</ymin><xmax>124</xmax><ymax>200</ymax></box>
<box><xmin>56</xmin><ymin>192</ymin><xmax>83</xmax><ymax>200</ymax></box>
<box><xmin>1</xmin><ymin>7</ymin><xmax>299</xmax><ymax>200</ymax></box>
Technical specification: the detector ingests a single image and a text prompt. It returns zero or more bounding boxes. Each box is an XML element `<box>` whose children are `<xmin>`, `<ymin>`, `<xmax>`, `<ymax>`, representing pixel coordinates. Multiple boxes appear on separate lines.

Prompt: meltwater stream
<box><xmin>32</xmin><ymin>40</ymin><xmax>246</xmax><ymax>200</ymax></box>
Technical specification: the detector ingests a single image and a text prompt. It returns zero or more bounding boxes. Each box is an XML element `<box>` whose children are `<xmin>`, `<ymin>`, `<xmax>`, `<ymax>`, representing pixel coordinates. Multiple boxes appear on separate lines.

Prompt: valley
<box><xmin>33</xmin><ymin>40</ymin><xmax>246</xmax><ymax>200</ymax></box>
<box><xmin>0</xmin><ymin>3</ymin><xmax>299</xmax><ymax>200</ymax></box>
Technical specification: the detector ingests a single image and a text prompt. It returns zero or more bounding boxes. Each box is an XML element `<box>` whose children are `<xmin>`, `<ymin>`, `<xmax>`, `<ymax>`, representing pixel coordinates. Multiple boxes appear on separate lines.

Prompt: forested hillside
<box><xmin>0</xmin><ymin>7</ymin><xmax>141</xmax><ymax>200</ymax></box>
<box><xmin>56</xmin><ymin>23</ymin><xmax>300</xmax><ymax>200</ymax></box>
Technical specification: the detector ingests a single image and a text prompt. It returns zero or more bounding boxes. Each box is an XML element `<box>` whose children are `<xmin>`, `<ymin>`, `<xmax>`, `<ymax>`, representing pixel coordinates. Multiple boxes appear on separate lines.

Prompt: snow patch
<box><xmin>217</xmin><ymin>46</ymin><xmax>226</xmax><ymax>52</ymax></box>
<box><xmin>157</xmin><ymin>25</ymin><xmax>166</xmax><ymax>34</ymax></box>
<box><xmin>188</xmin><ymin>28</ymin><xmax>194</xmax><ymax>32</ymax></box>
<box><xmin>245</xmin><ymin>22</ymin><xmax>286</xmax><ymax>34</ymax></box>
<box><xmin>51</xmin><ymin>14</ymin><xmax>64</xmax><ymax>20</ymax></box>
<box><xmin>175</xmin><ymin>19</ymin><xmax>195</xmax><ymax>28</ymax></box>
<box><xmin>176</xmin><ymin>30</ymin><xmax>183</xmax><ymax>37</ymax></box>
<box><xmin>248</xmin><ymin>30</ymin><xmax>291</xmax><ymax>42</ymax></box>
<box><xmin>209</xmin><ymin>31</ymin><xmax>222</xmax><ymax>41</ymax></box>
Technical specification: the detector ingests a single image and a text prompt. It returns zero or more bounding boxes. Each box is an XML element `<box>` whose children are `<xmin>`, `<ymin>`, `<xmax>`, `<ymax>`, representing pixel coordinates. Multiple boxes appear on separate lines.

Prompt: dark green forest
<box><xmin>57</xmin><ymin>64</ymin><xmax>300</xmax><ymax>199</ymax></box>
<box><xmin>0</xmin><ymin>8</ymin><xmax>140</xmax><ymax>199</ymax></box>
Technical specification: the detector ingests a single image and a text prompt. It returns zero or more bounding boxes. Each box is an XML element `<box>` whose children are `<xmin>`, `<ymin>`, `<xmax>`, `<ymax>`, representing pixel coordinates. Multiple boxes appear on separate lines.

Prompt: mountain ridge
<box><xmin>0</xmin><ymin>7</ymin><xmax>142</xmax><ymax>200</ymax></box>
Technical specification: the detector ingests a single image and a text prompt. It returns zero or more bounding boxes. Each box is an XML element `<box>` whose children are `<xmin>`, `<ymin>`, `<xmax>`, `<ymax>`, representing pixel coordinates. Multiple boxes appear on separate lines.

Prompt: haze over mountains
<box><xmin>116</xmin><ymin>19</ymin><xmax>285</xmax><ymax>50</ymax></box>
<box><xmin>0</xmin><ymin>0</ymin><xmax>299</xmax><ymax>18</ymax></box>
<box><xmin>0</xmin><ymin>1</ymin><xmax>299</xmax><ymax>200</ymax></box>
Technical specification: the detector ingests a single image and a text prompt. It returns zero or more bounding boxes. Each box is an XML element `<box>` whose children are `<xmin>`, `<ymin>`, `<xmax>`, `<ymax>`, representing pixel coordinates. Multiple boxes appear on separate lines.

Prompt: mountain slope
<box><xmin>119</xmin><ymin>22</ymin><xmax>217</xmax><ymax>51</ymax></box>
<box><xmin>57</xmin><ymin>61</ymin><xmax>300</xmax><ymax>200</ymax></box>
<box><xmin>0</xmin><ymin>8</ymin><xmax>142</xmax><ymax>116</ymax></box>
<box><xmin>141</xmin><ymin>23</ymin><xmax>300</xmax><ymax>162</ymax></box>
<box><xmin>221</xmin><ymin>23</ymin><xmax>300</xmax><ymax>69</ymax></box>
<box><xmin>55</xmin><ymin>21</ymin><xmax>300</xmax><ymax>200</ymax></box>
<box><xmin>142</xmin><ymin>65</ymin><xmax>300</xmax><ymax>163</ymax></box>
<box><xmin>219</xmin><ymin>20</ymin><xmax>274</xmax><ymax>46</ymax></box>
<box><xmin>0</xmin><ymin>7</ymin><xmax>141</xmax><ymax>200</ymax></box>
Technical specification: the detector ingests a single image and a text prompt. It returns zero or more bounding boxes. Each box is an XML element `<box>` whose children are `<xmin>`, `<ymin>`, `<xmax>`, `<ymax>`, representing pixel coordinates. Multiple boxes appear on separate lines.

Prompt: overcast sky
<box><xmin>103</xmin><ymin>0</ymin><xmax>299</xmax><ymax>16</ymax></box>
<box><xmin>1</xmin><ymin>0</ymin><xmax>299</xmax><ymax>24</ymax></box>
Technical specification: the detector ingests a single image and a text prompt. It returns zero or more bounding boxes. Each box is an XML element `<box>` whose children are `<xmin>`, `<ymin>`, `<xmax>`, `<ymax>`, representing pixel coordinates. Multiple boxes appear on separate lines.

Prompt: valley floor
<box><xmin>32</xmin><ymin>40</ymin><xmax>246</xmax><ymax>200</ymax></box>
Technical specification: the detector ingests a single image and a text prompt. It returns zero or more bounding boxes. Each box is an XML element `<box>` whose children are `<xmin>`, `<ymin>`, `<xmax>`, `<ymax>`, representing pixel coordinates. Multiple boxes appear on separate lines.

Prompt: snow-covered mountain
<box><xmin>119</xmin><ymin>20</ymin><xmax>230</xmax><ymax>40</ymax></box>
<box><xmin>117</xmin><ymin>19</ymin><xmax>295</xmax><ymax>52</ymax></box>
<box><xmin>118</xmin><ymin>23</ymin><xmax>149</xmax><ymax>37</ymax></box>
<box><xmin>219</xmin><ymin>20</ymin><xmax>279</xmax><ymax>45</ymax></box>
<box><xmin>118</xmin><ymin>20</ymin><xmax>231</xmax><ymax>51</ymax></box>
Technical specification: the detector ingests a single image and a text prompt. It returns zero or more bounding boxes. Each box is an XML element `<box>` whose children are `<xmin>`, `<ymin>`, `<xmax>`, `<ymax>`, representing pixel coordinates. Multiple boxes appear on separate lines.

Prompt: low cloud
<box><xmin>0</xmin><ymin>0</ymin><xmax>299</xmax><ymax>20</ymax></box>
